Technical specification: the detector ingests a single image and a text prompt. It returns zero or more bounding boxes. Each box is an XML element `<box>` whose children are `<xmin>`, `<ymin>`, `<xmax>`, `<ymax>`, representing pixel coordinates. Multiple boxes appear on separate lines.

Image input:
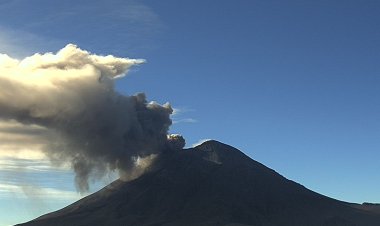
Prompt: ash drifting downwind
<box><xmin>0</xmin><ymin>44</ymin><xmax>185</xmax><ymax>192</ymax></box>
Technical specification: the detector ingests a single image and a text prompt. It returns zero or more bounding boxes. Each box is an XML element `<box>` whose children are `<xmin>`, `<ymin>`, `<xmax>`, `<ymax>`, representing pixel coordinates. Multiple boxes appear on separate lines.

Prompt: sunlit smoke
<box><xmin>0</xmin><ymin>44</ymin><xmax>185</xmax><ymax>192</ymax></box>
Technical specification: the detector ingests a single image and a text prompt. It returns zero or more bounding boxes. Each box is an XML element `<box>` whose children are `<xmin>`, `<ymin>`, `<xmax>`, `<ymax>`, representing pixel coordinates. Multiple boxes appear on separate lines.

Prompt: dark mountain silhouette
<box><xmin>17</xmin><ymin>140</ymin><xmax>380</xmax><ymax>226</ymax></box>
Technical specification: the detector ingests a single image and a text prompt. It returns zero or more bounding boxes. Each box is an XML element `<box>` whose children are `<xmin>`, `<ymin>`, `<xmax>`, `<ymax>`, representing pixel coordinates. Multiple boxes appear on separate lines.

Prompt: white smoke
<box><xmin>0</xmin><ymin>44</ymin><xmax>185</xmax><ymax>192</ymax></box>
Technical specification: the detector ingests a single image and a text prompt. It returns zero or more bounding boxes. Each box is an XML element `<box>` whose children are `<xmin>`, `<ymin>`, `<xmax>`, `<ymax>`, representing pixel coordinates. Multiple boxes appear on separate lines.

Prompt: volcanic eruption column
<box><xmin>0</xmin><ymin>44</ymin><xmax>185</xmax><ymax>192</ymax></box>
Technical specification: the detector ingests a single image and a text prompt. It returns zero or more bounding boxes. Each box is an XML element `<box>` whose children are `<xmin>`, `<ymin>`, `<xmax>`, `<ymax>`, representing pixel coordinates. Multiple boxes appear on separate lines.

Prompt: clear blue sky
<box><xmin>0</xmin><ymin>0</ymin><xmax>380</xmax><ymax>225</ymax></box>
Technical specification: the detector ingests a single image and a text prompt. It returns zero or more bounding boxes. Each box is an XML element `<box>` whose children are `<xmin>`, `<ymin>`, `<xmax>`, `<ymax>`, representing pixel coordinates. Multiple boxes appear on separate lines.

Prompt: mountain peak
<box><xmin>195</xmin><ymin>140</ymin><xmax>235</xmax><ymax>154</ymax></box>
<box><xmin>18</xmin><ymin>141</ymin><xmax>380</xmax><ymax>226</ymax></box>
<box><xmin>193</xmin><ymin>140</ymin><xmax>259</xmax><ymax>168</ymax></box>
<box><xmin>195</xmin><ymin>139</ymin><xmax>225</xmax><ymax>148</ymax></box>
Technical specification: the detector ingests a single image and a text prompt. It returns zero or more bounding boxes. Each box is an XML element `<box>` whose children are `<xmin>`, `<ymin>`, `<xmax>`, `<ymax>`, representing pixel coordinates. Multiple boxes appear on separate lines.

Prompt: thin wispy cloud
<box><xmin>0</xmin><ymin>0</ymin><xmax>165</xmax><ymax>55</ymax></box>
<box><xmin>171</xmin><ymin>107</ymin><xmax>197</xmax><ymax>124</ymax></box>
<box><xmin>172</xmin><ymin>118</ymin><xmax>198</xmax><ymax>124</ymax></box>
<box><xmin>0</xmin><ymin>183</ymin><xmax>83</xmax><ymax>200</ymax></box>
<box><xmin>0</xmin><ymin>158</ymin><xmax>69</xmax><ymax>172</ymax></box>
<box><xmin>0</xmin><ymin>120</ymin><xmax>51</xmax><ymax>163</ymax></box>
<box><xmin>0</xmin><ymin>26</ymin><xmax>61</xmax><ymax>58</ymax></box>
<box><xmin>0</xmin><ymin>150</ymin><xmax>45</xmax><ymax>160</ymax></box>
<box><xmin>0</xmin><ymin>120</ymin><xmax>74</xmax><ymax>207</ymax></box>
<box><xmin>172</xmin><ymin>107</ymin><xmax>195</xmax><ymax>116</ymax></box>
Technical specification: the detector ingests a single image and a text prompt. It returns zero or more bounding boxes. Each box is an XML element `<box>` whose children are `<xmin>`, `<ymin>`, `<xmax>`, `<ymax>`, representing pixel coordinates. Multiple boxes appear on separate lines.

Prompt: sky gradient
<box><xmin>0</xmin><ymin>0</ymin><xmax>380</xmax><ymax>225</ymax></box>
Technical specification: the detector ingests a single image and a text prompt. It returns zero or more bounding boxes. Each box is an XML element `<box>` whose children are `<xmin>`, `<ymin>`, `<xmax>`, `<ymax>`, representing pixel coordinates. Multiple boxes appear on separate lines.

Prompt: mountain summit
<box><xmin>18</xmin><ymin>140</ymin><xmax>380</xmax><ymax>226</ymax></box>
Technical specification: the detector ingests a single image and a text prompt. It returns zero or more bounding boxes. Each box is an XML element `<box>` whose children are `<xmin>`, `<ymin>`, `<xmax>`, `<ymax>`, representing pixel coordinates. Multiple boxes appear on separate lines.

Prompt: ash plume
<box><xmin>0</xmin><ymin>44</ymin><xmax>185</xmax><ymax>192</ymax></box>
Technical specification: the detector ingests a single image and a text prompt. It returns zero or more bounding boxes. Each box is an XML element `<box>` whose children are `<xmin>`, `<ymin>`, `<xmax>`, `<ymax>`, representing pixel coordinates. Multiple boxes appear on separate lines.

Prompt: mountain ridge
<box><xmin>17</xmin><ymin>140</ymin><xmax>380</xmax><ymax>226</ymax></box>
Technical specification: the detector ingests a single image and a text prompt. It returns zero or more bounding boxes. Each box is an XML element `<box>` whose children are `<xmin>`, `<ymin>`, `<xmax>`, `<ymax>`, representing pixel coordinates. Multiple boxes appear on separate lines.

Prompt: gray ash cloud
<box><xmin>0</xmin><ymin>44</ymin><xmax>185</xmax><ymax>192</ymax></box>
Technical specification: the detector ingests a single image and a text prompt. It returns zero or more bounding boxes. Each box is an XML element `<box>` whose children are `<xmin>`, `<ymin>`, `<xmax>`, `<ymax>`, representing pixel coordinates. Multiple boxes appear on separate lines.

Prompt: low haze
<box><xmin>0</xmin><ymin>1</ymin><xmax>380</xmax><ymax>225</ymax></box>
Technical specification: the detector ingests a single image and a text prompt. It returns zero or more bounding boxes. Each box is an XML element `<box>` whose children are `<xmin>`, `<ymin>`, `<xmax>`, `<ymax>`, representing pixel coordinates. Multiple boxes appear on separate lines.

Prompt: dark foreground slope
<box><xmin>18</xmin><ymin>141</ymin><xmax>380</xmax><ymax>226</ymax></box>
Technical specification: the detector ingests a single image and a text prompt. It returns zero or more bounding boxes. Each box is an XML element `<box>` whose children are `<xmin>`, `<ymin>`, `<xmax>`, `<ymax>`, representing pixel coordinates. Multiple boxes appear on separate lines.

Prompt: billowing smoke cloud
<box><xmin>0</xmin><ymin>44</ymin><xmax>185</xmax><ymax>192</ymax></box>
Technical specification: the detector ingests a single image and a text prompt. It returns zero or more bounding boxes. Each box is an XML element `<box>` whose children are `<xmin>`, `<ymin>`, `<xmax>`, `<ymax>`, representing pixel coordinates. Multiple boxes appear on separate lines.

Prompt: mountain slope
<box><xmin>17</xmin><ymin>140</ymin><xmax>380</xmax><ymax>226</ymax></box>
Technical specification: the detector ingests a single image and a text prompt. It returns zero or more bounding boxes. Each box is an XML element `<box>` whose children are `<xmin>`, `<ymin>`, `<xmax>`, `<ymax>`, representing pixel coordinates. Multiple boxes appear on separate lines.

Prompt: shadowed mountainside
<box><xmin>17</xmin><ymin>140</ymin><xmax>380</xmax><ymax>226</ymax></box>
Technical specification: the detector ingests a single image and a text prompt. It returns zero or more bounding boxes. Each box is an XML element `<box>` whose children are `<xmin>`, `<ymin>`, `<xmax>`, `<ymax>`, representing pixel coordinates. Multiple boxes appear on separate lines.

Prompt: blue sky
<box><xmin>0</xmin><ymin>0</ymin><xmax>380</xmax><ymax>225</ymax></box>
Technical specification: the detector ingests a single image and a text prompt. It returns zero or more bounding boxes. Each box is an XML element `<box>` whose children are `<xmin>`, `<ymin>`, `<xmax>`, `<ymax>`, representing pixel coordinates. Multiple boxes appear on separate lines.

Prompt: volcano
<box><xmin>17</xmin><ymin>140</ymin><xmax>380</xmax><ymax>226</ymax></box>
